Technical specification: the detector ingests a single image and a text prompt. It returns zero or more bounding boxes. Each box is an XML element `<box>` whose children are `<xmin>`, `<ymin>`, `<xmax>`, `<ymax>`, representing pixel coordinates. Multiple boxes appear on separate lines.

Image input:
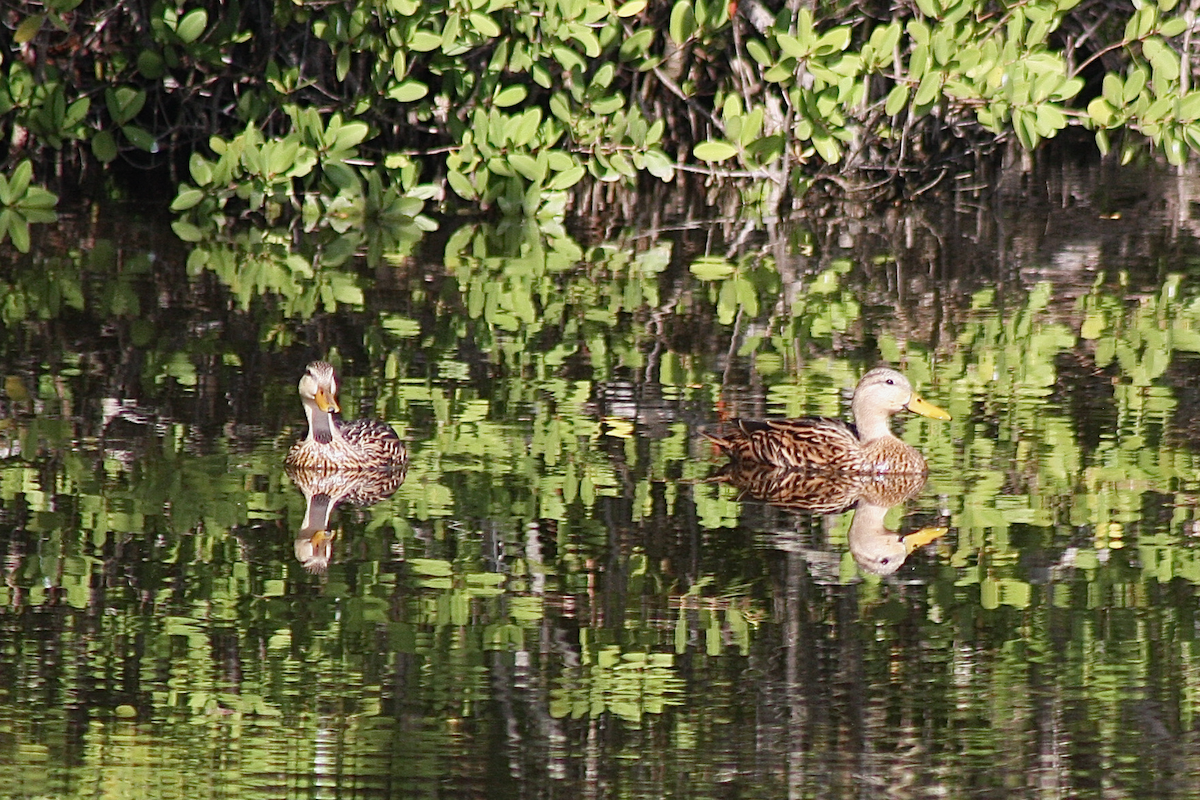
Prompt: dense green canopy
<box><xmin>1</xmin><ymin>0</ymin><xmax>1199</xmax><ymax>248</ymax></box>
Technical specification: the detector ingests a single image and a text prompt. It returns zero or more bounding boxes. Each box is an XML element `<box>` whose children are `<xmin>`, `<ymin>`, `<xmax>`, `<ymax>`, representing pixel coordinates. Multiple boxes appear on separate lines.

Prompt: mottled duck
<box><xmin>285</xmin><ymin>361</ymin><xmax>408</xmax><ymax>472</ymax></box>
<box><xmin>704</xmin><ymin>367</ymin><xmax>950</xmax><ymax>474</ymax></box>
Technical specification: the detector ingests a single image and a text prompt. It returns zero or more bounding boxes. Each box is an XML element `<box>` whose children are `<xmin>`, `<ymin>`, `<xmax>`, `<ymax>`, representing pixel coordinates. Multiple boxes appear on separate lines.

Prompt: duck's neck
<box><xmin>305</xmin><ymin>402</ymin><xmax>340</xmax><ymax>445</ymax></box>
<box><xmin>848</xmin><ymin>501</ymin><xmax>890</xmax><ymax>540</ymax></box>
<box><xmin>300</xmin><ymin>492</ymin><xmax>334</xmax><ymax>535</ymax></box>
<box><xmin>852</xmin><ymin>401</ymin><xmax>895</xmax><ymax>443</ymax></box>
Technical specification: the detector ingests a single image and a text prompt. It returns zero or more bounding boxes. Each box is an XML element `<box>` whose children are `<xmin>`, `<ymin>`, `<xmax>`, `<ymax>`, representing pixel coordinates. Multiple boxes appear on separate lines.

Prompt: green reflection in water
<box><xmin>2</xmin><ymin>208</ymin><xmax>1200</xmax><ymax>797</ymax></box>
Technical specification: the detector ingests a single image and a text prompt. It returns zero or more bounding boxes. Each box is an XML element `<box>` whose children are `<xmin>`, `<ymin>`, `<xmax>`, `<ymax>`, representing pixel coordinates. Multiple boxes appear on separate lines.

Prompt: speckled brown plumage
<box><xmin>712</xmin><ymin>460</ymin><xmax>928</xmax><ymax>514</ymax></box>
<box><xmin>287</xmin><ymin>463</ymin><xmax>406</xmax><ymax>573</ymax></box>
<box><xmin>703</xmin><ymin>368</ymin><xmax>950</xmax><ymax>474</ymax></box>
<box><xmin>284</xmin><ymin>361</ymin><xmax>408</xmax><ymax>472</ymax></box>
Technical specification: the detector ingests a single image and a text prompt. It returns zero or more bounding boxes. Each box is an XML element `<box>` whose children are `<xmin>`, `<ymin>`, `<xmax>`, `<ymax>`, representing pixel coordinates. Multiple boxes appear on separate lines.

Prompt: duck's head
<box><xmin>299</xmin><ymin>361</ymin><xmax>341</xmax><ymax>414</ymax></box>
<box><xmin>852</xmin><ymin>367</ymin><xmax>950</xmax><ymax>424</ymax></box>
<box><xmin>295</xmin><ymin>529</ymin><xmax>334</xmax><ymax>573</ymax></box>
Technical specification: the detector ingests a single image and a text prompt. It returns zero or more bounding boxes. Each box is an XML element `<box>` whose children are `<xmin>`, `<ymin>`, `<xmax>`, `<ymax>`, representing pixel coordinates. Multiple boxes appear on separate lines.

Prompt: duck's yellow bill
<box><xmin>906</xmin><ymin>393</ymin><xmax>951</xmax><ymax>421</ymax></box>
<box><xmin>315</xmin><ymin>388</ymin><xmax>341</xmax><ymax>414</ymax></box>
<box><xmin>903</xmin><ymin>526</ymin><xmax>948</xmax><ymax>552</ymax></box>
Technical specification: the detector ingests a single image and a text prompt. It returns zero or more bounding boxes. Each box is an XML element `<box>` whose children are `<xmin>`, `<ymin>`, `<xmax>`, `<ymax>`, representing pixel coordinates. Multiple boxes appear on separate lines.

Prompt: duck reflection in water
<box><xmin>288</xmin><ymin>466</ymin><xmax>406</xmax><ymax>572</ymax></box>
<box><xmin>711</xmin><ymin>462</ymin><xmax>946</xmax><ymax>576</ymax></box>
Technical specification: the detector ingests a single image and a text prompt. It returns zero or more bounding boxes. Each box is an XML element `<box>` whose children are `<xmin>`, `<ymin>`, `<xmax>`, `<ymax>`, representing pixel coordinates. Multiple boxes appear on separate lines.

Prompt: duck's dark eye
<box><xmin>885</xmin><ymin>378</ymin><xmax>894</xmax><ymax>385</ymax></box>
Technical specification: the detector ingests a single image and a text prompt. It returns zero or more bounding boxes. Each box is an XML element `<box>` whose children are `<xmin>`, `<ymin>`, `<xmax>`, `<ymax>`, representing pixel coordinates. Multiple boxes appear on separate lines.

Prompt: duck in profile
<box><xmin>285</xmin><ymin>360</ymin><xmax>408</xmax><ymax>472</ymax></box>
<box><xmin>703</xmin><ymin>367</ymin><xmax>950</xmax><ymax>474</ymax></box>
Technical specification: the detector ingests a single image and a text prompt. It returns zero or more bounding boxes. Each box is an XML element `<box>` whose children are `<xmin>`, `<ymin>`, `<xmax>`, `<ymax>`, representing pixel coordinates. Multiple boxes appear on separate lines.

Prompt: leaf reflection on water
<box><xmin>3</xmin><ymin>182</ymin><xmax>1200</xmax><ymax>796</ymax></box>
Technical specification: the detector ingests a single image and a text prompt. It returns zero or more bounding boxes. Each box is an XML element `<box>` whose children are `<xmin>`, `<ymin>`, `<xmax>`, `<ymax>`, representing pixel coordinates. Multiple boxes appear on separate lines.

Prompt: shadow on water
<box><xmin>3</xmin><ymin>159</ymin><xmax>1200</xmax><ymax>796</ymax></box>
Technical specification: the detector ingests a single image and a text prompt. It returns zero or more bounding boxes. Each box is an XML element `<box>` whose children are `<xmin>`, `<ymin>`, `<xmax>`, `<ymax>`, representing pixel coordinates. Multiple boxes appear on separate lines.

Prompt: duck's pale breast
<box><xmin>285</xmin><ymin>419</ymin><xmax>407</xmax><ymax>472</ymax></box>
<box><xmin>285</xmin><ymin>435</ymin><xmax>365</xmax><ymax>470</ymax></box>
<box><xmin>857</xmin><ymin>437</ymin><xmax>928</xmax><ymax>474</ymax></box>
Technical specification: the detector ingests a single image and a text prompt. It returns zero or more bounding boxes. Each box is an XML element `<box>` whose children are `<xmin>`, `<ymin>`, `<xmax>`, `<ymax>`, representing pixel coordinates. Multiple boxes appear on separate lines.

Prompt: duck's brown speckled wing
<box><xmin>705</xmin><ymin>416</ymin><xmax>863</xmax><ymax>470</ymax></box>
<box><xmin>338</xmin><ymin>418</ymin><xmax>409</xmax><ymax>469</ymax></box>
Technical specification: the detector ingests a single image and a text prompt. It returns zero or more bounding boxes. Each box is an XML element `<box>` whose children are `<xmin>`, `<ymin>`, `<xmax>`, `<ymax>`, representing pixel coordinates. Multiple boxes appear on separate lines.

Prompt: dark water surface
<box><xmin>4</xmin><ymin>160</ymin><xmax>1200</xmax><ymax>798</ymax></box>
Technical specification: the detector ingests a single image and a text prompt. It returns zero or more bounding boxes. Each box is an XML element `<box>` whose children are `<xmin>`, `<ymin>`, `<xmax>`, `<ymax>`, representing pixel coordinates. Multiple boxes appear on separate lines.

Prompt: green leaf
<box><xmin>17</xmin><ymin>186</ymin><xmax>56</xmax><ymax>214</ymax></box>
<box><xmin>746</xmin><ymin>38</ymin><xmax>772</xmax><ymax>66</ymax></box>
<box><xmin>814</xmin><ymin>27</ymin><xmax>851</xmax><ymax>56</ymax></box>
<box><xmin>122</xmin><ymin>124</ymin><xmax>156</xmax><ymax>152</ymax></box>
<box><xmin>7</xmin><ymin>161</ymin><xmax>32</xmax><ymax>203</ymax></box>
<box><xmin>267</xmin><ymin>140</ymin><xmax>300</xmax><ymax>176</ymax></box>
<box><xmin>619</xmin><ymin>28</ymin><xmax>656</xmax><ymax>61</ymax></box>
<box><xmin>15</xmin><ymin>14</ymin><xmax>44</xmax><ymax>44</ymax></box>
<box><xmin>63</xmin><ymin>97</ymin><xmax>90</xmax><ymax>127</ymax></box>
<box><xmin>447</xmin><ymin>168</ymin><xmax>477</xmax><ymax>199</ymax></box>
<box><xmin>1124</xmin><ymin>6</ymin><xmax>1157</xmax><ymax>40</ymax></box>
<box><xmin>494</xmin><ymin>85</ymin><xmax>527</xmax><ymax>107</ymax></box>
<box><xmin>1178</xmin><ymin>91</ymin><xmax>1200</xmax><ymax>122</ymax></box>
<box><xmin>508</xmin><ymin>153</ymin><xmax>545</xmax><ymax>182</ymax></box>
<box><xmin>106</xmin><ymin>87</ymin><xmax>146</xmax><ymax>126</ymax></box>
<box><xmin>641</xmin><ymin>149</ymin><xmax>675</xmax><ymax>180</ymax></box>
<box><xmin>546</xmin><ymin>164</ymin><xmax>585</xmax><ymax>190</ymax></box>
<box><xmin>1035</xmin><ymin>104</ymin><xmax>1066</xmax><ymax>135</ymax></box>
<box><xmin>176</xmin><ymin>8</ymin><xmax>207</xmax><ymax>44</ymax></box>
<box><xmin>552</xmin><ymin>45</ymin><xmax>585</xmax><ymax>74</ymax></box>
<box><xmin>323</xmin><ymin>160</ymin><xmax>359</xmax><ymax>192</ymax></box>
<box><xmin>381</xmin><ymin>314</ymin><xmax>421</xmax><ymax>338</ymax></box>
<box><xmin>388</xmin><ymin>80</ymin><xmax>429</xmax><ymax>102</ymax></box>
<box><xmin>914</xmin><ymin>70</ymin><xmax>941</xmax><ymax>106</ymax></box>
<box><xmin>1101</xmin><ymin>72</ymin><xmax>1123</xmax><ymax>106</ymax></box>
<box><xmin>407</xmin><ymin>30</ymin><xmax>442</xmax><ymax>51</ymax></box>
<box><xmin>7</xmin><ymin>212</ymin><xmax>30</xmax><ymax>253</ymax></box>
<box><xmin>690</xmin><ymin>257</ymin><xmax>735</xmax><ymax>280</ymax></box>
<box><xmin>511</xmin><ymin>109</ymin><xmax>541</xmax><ymax>146</ymax></box>
<box><xmin>170</xmin><ymin>188</ymin><xmax>205</xmax><ymax>212</ymax></box>
<box><xmin>1161</xmin><ymin>16</ymin><xmax>1187</xmax><ymax>37</ymax></box>
<box><xmin>1013</xmin><ymin>107</ymin><xmax>1038</xmax><ymax>148</ymax></box>
<box><xmin>694</xmin><ymin>140</ymin><xmax>738</xmax><ymax>161</ymax></box>
<box><xmin>1087</xmin><ymin>96</ymin><xmax>1117</xmax><ymax>127</ymax></box>
<box><xmin>668</xmin><ymin>1</ymin><xmax>697</xmax><ymax>46</ymax></box>
<box><xmin>777</xmin><ymin>34</ymin><xmax>809</xmax><ymax>60</ymax></box>
<box><xmin>616</xmin><ymin>0</ymin><xmax>646</xmax><ymax>16</ymax></box>
<box><xmin>332</xmin><ymin>120</ymin><xmax>370</xmax><ymax>150</ymax></box>
<box><xmin>885</xmin><ymin>84</ymin><xmax>909</xmax><ymax>116</ymax></box>
<box><xmin>469</xmin><ymin>12</ymin><xmax>501</xmax><ymax>37</ymax></box>
<box><xmin>410</xmin><ymin>558</ymin><xmax>453</xmax><ymax>577</ymax></box>
<box><xmin>568</xmin><ymin>24</ymin><xmax>601</xmax><ymax>57</ymax></box>
<box><xmin>336</xmin><ymin>47</ymin><xmax>351</xmax><ymax>82</ymax></box>
<box><xmin>92</xmin><ymin>130</ymin><xmax>118</xmax><ymax>163</ymax></box>
<box><xmin>1052</xmin><ymin>77</ymin><xmax>1084</xmax><ymax>102</ymax></box>
<box><xmin>137</xmin><ymin>49</ymin><xmax>164</xmax><ymax>79</ymax></box>
<box><xmin>811</xmin><ymin>131</ymin><xmax>841</xmax><ymax>163</ymax></box>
